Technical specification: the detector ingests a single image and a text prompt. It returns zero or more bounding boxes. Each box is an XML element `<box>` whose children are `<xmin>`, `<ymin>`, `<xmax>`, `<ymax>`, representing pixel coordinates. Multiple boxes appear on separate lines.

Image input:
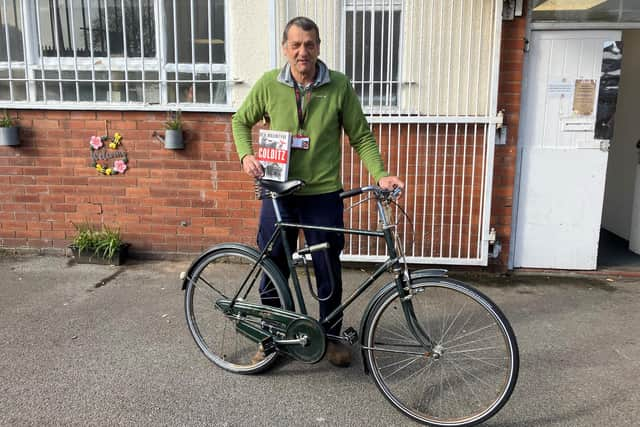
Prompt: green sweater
<box><xmin>232</xmin><ymin>68</ymin><xmax>388</xmax><ymax>195</ymax></box>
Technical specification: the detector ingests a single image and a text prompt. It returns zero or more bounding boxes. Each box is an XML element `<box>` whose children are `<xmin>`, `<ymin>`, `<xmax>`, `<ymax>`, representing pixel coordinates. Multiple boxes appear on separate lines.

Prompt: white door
<box><xmin>514</xmin><ymin>30</ymin><xmax>621</xmax><ymax>270</ymax></box>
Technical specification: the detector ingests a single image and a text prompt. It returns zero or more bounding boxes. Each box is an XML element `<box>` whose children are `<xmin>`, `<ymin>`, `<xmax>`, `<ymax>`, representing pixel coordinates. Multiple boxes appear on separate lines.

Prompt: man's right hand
<box><xmin>241</xmin><ymin>155</ymin><xmax>264</xmax><ymax>179</ymax></box>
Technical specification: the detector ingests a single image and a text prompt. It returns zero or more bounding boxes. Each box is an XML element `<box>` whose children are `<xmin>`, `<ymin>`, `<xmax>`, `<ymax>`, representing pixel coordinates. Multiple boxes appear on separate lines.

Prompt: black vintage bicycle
<box><xmin>181</xmin><ymin>179</ymin><xmax>519</xmax><ymax>426</ymax></box>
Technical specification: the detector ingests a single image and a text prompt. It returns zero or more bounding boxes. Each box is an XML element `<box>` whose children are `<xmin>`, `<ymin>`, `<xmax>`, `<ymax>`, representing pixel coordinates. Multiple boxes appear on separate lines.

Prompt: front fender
<box><xmin>358</xmin><ymin>268</ymin><xmax>448</xmax><ymax>373</ymax></box>
<box><xmin>180</xmin><ymin>243</ymin><xmax>264</xmax><ymax>290</ymax></box>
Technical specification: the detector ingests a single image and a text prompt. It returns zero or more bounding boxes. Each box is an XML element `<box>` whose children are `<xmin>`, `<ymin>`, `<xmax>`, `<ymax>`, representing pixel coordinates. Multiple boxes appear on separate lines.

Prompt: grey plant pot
<box><xmin>69</xmin><ymin>243</ymin><xmax>130</xmax><ymax>266</ymax></box>
<box><xmin>0</xmin><ymin>126</ymin><xmax>19</xmax><ymax>146</ymax></box>
<box><xmin>164</xmin><ymin>129</ymin><xmax>184</xmax><ymax>149</ymax></box>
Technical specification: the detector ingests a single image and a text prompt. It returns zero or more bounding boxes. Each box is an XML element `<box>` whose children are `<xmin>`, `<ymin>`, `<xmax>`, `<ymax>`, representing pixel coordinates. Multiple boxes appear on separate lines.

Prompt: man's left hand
<box><xmin>378</xmin><ymin>176</ymin><xmax>405</xmax><ymax>192</ymax></box>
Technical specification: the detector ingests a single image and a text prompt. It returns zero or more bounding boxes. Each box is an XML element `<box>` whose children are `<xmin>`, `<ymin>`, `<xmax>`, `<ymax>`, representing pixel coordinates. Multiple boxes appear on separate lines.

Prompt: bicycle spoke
<box><xmin>193</xmin><ymin>275</ymin><xmax>228</xmax><ymax>299</ymax></box>
<box><xmin>446</xmin><ymin>358</ymin><xmax>485</xmax><ymax>411</ymax></box>
<box><xmin>439</xmin><ymin>299</ymin><xmax>468</xmax><ymax>343</ymax></box>
<box><xmin>377</xmin><ymin>354</ymin><xmax>421</xmax><ymax>371</ymax></box>
<box><xmin>365</xmin><ymin>280</ymin><xmax>518</xmax><ymax>426</ymax></box>
<box><xmin>443</xmin><ymin>323</ymin><xmax>497</xmax><ymax>347</ymax></box>
<box><xmin>454</xmin><ymin>351</ymin><xmax>507</xmax><ymax>369</ymax></box>
<box><xmin>365</xmin><ymin>345</ymin><xmax>427</xmax><ymax>356</ymax></box>
<box><xmin>185</xmin><ymin>246</ymin><xmax>290</xmax><ymax>374</ymax></box>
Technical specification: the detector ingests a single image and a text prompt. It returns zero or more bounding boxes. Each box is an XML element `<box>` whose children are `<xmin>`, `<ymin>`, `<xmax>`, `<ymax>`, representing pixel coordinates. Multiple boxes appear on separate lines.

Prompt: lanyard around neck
<box><xmin>294</xmin><ymin>84</ymin><xmax>312</xmax><ymax>131</ymax></box>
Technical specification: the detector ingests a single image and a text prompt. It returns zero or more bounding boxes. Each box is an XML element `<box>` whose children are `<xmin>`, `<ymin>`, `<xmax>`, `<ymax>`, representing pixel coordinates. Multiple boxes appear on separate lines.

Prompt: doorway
<box><xmin>513</xmin><ymin>30</ymin><xmax>620</xmax><ymax>270</ymax></box>
<box><xmin>599</xmin><ymin>29</ymin><xmax>640</xmax><ymax>272</ymax></box>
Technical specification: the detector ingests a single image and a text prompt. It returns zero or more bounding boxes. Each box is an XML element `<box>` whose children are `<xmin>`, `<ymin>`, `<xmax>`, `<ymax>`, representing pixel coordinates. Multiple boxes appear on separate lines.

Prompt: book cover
<box><xmin>257</xmin><ymin>129</ymin><xmax>291</xmax><ymax>182</ymax></box>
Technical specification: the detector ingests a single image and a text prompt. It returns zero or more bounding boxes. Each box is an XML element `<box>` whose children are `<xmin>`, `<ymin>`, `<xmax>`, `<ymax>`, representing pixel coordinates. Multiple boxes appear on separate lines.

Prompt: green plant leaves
<box><xmin>71</xmin><ymin>222</ymin><xmax>123</xmax><ymax>260</ymax></box>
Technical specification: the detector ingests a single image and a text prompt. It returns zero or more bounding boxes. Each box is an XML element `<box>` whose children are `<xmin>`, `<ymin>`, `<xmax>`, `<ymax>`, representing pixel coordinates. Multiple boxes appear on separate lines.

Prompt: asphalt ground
<box><xmin>1</xmin><ymin>253</ymin><xmax>639</xmax><ymax>426</ymax></box>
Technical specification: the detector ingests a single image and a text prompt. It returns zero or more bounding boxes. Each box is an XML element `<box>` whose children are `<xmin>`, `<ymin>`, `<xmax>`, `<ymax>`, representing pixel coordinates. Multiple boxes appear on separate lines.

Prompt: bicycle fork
<box><xmin>382</xmin><ymin>217</ymin><xmax>436</xmax><ymax>352</ymax></box>
<box><xmin>393</xmin><ymin>267</ymin><xmax>436</xmax><ymax>351</ymax></box>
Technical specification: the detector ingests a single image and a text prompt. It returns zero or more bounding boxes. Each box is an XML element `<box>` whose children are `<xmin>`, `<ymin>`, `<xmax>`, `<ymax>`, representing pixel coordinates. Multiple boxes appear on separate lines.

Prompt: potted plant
<box><xmin>69</xmin><ymin>222</ymin><xmax>130</xmax><ymax>265</ymax></box>
<box><xmin>163</xmin><ymin>110</ymin><xmax>184</xmax><ymax>149</ymax></box>
<box><xmin>0</xmin><ymin>110</ymin><xmax>19</xmax><ymax>146</ymax></box>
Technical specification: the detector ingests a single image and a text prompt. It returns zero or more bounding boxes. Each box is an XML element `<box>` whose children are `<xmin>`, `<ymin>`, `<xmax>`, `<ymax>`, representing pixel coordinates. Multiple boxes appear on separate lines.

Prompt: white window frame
<box><xmin>0</xmin><ymin>0</ymin><xmax>233</xmax><ymax>111</ymax></box>
<box><xmin>342</xmin><ymin>0</ymin><xmax>404</xmax><ymax>114</ymax></box>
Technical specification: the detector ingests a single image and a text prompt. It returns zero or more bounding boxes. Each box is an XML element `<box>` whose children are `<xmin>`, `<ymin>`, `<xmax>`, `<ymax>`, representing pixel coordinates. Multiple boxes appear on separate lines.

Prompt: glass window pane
<box><xmin>345</xmin><ymin>9</ymin><xmax>400</xmax><ymax>106</ymax></box>
<box><xmin>0</xmin><ymin>69</ymin><xmax>26</xmax><ymax>100</ymax></box>
<box><xmin>38</xmin><ymin>0</ymin><xmax>155</xmax><ymax>58</ymax></box>
<box><xmin>143</xmin><ymin>71</ymin><xmax>160</xmax><ymax>103</ymax></box>
<box><xmin>78</xmin><ymin>71</ymin><xmax>94</xmax><ymax>101</ymax></box>
<box><xmin>0</xmin><ymin>1</ymin><xmax>25</xmax><ymax>62</ymax></box>
<box><xmin>62</xmin><ymin>70</ymin><xmax>77</xmax><ymax>101</ymax></box>
<box><xmin>166</xmin><ymin>71</ymin><xmax>226</xmax><ymax>104</ymax></box>
<box><xmin>533</xmin><ymin>0</ymin><xmax>640</xmax><ymax>22</ymax></box>
<box><xmin>35</xmin><ymin>70</ymin><xmax>61</xmax><ymax>101</ymax></box>
<box><xmin>165</xmin><ymin>0</ymin><xmax>225</xmax><ymax>64</ymax></box>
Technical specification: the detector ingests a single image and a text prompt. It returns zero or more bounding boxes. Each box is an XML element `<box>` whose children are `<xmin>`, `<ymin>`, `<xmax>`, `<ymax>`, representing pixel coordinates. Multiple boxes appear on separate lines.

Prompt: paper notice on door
<box><xmin>573</xmin><ymin>80</ymin><xmax>596</xmax><ymax>115</ymax></box>
<box><xmin>547</xmin><ymin>80</ymin><xmax>573</xmax><ymax>97</ymax></box>
<box><xmin>560</xmin><ymin>118</ymin><xmax>595</xmax><ymax>132</ymax></box>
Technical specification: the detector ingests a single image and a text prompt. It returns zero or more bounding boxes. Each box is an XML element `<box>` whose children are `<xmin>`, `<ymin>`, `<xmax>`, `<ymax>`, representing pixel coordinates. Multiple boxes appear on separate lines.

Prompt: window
<box><xmin>0</xmin><ymin>0</ymin><xmax>227</xmax><ymax>108</ymax></box>
<box><xmin>532</xmin><ymin>0</ymin><xmax>640</xmax><ymax>22</ymax></box>
<box><xmin>344</xmin><ymin>1</ymin><xmax>401</xmax><ymax>108</ymax></box>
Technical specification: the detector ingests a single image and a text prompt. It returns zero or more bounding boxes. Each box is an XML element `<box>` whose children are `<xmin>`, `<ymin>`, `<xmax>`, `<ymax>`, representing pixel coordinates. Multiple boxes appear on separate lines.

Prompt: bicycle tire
<box><xmin>362</xmin><ymin>277</ymin><xmax>519</xmax><ymax>426</ymax></box>
<box><xmin>184</xmin><ymin>244</ymin><xmax>293</xmax><ymax>374</ymax></box>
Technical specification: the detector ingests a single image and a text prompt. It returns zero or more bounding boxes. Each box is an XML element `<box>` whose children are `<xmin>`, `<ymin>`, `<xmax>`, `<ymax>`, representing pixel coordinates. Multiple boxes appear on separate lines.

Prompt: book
<box><xmin>257</xmin><ymin>129</ymin><xmax>291</xmax><ymax>182</ymax></box>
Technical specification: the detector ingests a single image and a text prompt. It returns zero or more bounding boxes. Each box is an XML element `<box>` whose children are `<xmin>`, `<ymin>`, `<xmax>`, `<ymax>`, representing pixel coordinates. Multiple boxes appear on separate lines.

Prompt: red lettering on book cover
<box><xmin>258</xmin><ymin>146</ymin><xmax>288</xmax><ymax>163</ymax></box>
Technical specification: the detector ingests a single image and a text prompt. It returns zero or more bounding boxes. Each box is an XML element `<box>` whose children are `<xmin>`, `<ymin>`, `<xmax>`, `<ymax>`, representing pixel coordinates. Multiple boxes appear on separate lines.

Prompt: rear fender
<box><xmin>180</xmin><ymin>243</ymin><xmax>269</xmax><ymax>290</ymax></box>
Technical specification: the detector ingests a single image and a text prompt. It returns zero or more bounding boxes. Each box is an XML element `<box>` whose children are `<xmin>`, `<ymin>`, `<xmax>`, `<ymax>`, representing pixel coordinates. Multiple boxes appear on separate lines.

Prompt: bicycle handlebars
<box><xmin>339</xmin><ymin>185</ymin><xmax>403</xmax><ymax>201</ymax></box>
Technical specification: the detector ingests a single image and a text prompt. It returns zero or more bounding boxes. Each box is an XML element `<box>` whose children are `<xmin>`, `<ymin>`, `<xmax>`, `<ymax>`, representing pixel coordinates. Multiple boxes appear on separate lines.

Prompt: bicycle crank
<box><xmin>216</xmin><ymin>299</ymin><xmax>326</xmax><ymax>364</ymax></box>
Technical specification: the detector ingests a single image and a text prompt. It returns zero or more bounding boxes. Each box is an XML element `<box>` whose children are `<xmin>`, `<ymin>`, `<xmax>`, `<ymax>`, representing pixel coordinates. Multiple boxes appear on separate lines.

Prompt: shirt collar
<box><xmin>277</xmin><ymin>60</ymin><xmax>331</xmax><ymax>89</ymax></box>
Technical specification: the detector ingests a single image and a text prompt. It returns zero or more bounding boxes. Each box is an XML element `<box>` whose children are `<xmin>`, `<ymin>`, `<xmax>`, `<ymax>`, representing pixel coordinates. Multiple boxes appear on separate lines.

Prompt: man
<box><xmin>232</xmin><ymin>16</ymin><xmax>404</xmax><ymax>367</ymax></box>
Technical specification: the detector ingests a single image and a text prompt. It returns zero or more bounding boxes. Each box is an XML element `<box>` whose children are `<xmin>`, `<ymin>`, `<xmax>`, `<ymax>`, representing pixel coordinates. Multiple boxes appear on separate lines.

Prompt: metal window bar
<box><xmin>21</xmin><ymin>1</ymin><xmax>32</xmax><ymax>101</ymax></box>
<box><xmin>138</xmin><ymin>0</ymin><xmax>145</xmax><ymax>103</ymax></box>
<box><xmin>102</xmin><ymin>0</ymin><xmax>113</xmax><ymax>102</ymax></box>
<box><xmin>2</xmin><ymin>0</ymin><xmax>13</xmax><ymax>101</ymax></box>
<box><xmin>171</xmin><ymin>0</ymin><xmax>177</xmax><ymax>102</ymax></box>
<box><xmin>0</xmin><ymin>0</ymin><xmax>230</xmax><ymax>110</ymax></box>
<box><xmin>53</xmin><ymin>0</ymin><xmax>63</xmax><ymax>100</ymax></box>
<box><xmin>190</xmin><ymin>0</ymin><xmax>195</xmax><ymax>103</ymax></box>
<box><xmin>70</xmin><ymin>0</ymin><xmax>79</xmax><ymax>101</ymax></box>
<box><xmin>120</xmin><ymin>0</ymin><xmax>128</xmax><ymax>102</ymax></box>
<box><xmin>207</xmin><ymin>0</ymin><xmax>212</xmax><ymax>104</ymax></box>
<box><xmin>87</xmin><ymin>0</ymin><xmax>96</xmax><ymax>102</ymax></box>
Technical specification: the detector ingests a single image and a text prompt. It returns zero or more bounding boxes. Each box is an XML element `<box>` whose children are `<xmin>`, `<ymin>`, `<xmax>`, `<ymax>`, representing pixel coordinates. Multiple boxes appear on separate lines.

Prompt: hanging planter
<box><xmin>153</xmin><ymin>110</ymin><xmax>184</xmax><ymax>149</ymax></box>
<box><xmin>0</xmin><ymin>111</ymin><xmax>19</xmax><ymax>146</ymax></box>
<box><xmin>163</xmin><ymin>128</ymin><xmax>184</xmax><ymax>149</ymax></box>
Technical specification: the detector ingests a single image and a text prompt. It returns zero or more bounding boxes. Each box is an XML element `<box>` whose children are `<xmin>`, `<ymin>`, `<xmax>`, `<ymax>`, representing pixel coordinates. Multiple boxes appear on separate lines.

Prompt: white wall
<box><xmin>602</xmin><ymin>30</ymin><xmax>640</xmax><ymax>239</ymax></box>
<box><xmin>228</xmin><ymin>0</ymin><xmax>498</xmax><ymax>115</ymax></box>
<box><xmin>228</xmin><ymin>0</ymin><xmax>272</xmax><ymax>106</ymax></box>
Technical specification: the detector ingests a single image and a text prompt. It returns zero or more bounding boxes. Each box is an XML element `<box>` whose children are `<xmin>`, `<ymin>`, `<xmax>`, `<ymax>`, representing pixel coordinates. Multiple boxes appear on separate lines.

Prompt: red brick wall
<box><xmin>491</xmin><ymin>14</ymin><xmax>528</xmax><ymax>269</ymax></box>
<box><xmin>0</xmin><ymin>110</ymin><xmax>259</xmax><ymax>255</ymax></box>
<box><xmin>1</xmin><ymin>17</ymin><xmax>527</xmax><ymax>270</ymax></box>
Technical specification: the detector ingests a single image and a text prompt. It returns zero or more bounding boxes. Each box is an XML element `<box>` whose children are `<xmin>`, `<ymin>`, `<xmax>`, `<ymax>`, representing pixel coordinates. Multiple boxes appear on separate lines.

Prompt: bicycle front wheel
<box><xmin>363</xmin><ymin>278</ymin><xmax>519</xmax><ymax>426</ymax></box>
<box><xmin>184</xmin><ymin>244</ymin><xmax>292</xmax><ymax>374</ymax></box>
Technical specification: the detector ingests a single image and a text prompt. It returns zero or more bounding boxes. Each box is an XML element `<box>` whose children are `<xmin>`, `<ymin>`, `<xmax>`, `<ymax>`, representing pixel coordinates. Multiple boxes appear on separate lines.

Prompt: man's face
<box><xmin>282</xmin><ymin>25</ymin><xmax>320</xmax><ymax>79</ymax></box>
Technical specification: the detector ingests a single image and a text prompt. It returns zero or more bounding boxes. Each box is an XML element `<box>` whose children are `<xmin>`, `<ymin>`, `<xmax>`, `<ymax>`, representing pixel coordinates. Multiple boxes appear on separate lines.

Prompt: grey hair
<box><xmin>281</xmin><ymin>16</ymin><xmax>321</xmax><ymax>45</ymax></box>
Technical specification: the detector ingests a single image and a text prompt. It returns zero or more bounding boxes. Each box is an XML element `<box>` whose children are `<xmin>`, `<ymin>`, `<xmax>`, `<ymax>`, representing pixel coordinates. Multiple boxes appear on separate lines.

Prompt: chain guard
<box><xmin>282</xmin><ymin>318</ymin><xmax>326</xmax><ymax>364</ymax></box>
<box><xmin>216</xmin><ymin>299</ymin><xmax>326</xmax><ymax>364</ymax></box>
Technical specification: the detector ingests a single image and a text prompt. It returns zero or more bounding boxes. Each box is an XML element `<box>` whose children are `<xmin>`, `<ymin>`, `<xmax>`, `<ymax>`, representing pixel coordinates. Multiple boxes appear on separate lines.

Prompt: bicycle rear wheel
<box><xmin>184</xmin><ymin>244</ymin><xmax>292</xmax><ymax>374</ymax></box>
<box><xmin>363</xmin><ymin>278</ymin><xmax>518</xmax><ymax>426</ymax></box>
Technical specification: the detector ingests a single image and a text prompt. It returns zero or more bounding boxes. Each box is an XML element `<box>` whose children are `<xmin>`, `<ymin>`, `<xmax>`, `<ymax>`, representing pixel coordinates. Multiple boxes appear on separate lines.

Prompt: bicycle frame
<box><xmin>232</xmin><ymin>188</ymin><xmax>435</xmax><ymax>350</ymax></box>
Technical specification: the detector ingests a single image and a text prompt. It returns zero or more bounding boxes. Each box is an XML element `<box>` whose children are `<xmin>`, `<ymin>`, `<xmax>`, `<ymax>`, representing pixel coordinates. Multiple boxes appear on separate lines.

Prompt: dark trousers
<box><xmin>258</xmin><ymin>191</ymin><xmax>345</xmax><ymax>335</ymax></box>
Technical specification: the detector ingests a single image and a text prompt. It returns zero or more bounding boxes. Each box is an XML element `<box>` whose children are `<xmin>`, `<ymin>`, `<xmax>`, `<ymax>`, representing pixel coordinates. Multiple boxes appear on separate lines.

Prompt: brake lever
<box><xmin>391</xmin><ymin>186</ymin><xmax>403</xmax><ymax>200</ymax></box>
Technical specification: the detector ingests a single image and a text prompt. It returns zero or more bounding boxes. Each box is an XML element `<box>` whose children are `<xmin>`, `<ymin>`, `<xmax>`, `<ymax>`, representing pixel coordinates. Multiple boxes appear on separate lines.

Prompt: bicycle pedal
<box><xmin>342</xmin><ymin>327</ymin><xmax>358</xmax><ymax>345</ymax></box>
<box><xmin>260</xmin><ymin>336</ymin><xmax>277</xmax><ymax>355</ymax></box>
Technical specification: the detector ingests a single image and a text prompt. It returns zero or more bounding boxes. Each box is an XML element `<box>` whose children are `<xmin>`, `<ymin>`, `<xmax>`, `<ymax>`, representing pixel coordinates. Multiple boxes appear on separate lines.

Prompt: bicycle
<box><xmin>181</xmin><ymin>179</ymin><xmax>519</xmax><ymax>426</ymax></box>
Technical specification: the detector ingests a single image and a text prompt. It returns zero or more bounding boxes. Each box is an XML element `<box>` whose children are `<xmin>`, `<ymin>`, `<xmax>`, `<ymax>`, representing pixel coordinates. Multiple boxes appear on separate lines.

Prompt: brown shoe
<box><xmin>250</xmin><ymin>346</ymin><xmax>265</xmax><ymax>364</ymax></box>
<box><xmin>326</xmin><ymin>341</ymin><xmax>352</xmax><ymax>367</ymax></box>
